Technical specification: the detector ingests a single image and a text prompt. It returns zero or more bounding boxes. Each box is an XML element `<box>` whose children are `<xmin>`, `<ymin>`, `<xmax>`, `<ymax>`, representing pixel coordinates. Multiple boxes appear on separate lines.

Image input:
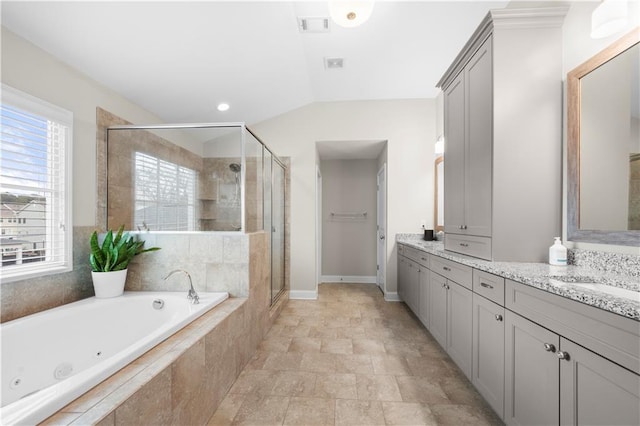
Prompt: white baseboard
<box><xmin>384</xmin><ymin>292</ymin><xmax>401</xmax><ymax>302</ymax></box>
<box><xmin>320</xmin><ymin>275</ymin><xmax>377</xmax><ymax>284</ymax></box>
<box><xmin>289</xmin><ymin>290</ymin><xmax>318</xmax><ymax>300</ymax></box>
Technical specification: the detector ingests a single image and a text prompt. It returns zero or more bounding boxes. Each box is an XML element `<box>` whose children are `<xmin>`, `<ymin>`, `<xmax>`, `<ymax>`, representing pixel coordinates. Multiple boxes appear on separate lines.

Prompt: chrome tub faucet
<box><xmin>163</xmin><ymin>269</ymin><xmax>200</xmax><ymax>304</ymax></box>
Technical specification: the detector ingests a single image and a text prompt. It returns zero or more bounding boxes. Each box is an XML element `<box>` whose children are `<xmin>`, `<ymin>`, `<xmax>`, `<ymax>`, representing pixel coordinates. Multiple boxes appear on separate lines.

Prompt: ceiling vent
<box><xmin>298</xmin><ymin>17</ymin><xmax>330</xmax><ymax>33</ymax></box>
<box><xmin>324</xmin><ymin>57</ymin><xmax>344</xmax><ymax>70</ymax></box>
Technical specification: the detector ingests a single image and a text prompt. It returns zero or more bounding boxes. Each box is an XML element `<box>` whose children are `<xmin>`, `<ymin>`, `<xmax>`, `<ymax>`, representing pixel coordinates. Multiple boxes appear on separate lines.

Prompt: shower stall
<box><xmin>105</xmin><ymin>123</ymin><xmax>287</xmax><ymax>304</ymax></box>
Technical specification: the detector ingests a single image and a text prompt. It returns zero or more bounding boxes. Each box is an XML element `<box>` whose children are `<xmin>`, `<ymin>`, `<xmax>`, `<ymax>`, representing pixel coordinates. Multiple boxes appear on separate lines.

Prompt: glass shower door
<box><xmin>271</xmin><ymin>160</ymin><xmax>285</xmax><ymax>302</ymax></box>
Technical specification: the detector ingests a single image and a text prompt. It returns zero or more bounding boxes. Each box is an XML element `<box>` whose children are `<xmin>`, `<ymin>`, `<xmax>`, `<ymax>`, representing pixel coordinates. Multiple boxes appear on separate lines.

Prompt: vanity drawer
<box><xmin>430</xmin><ymin>256</ymin><xmax>472</xmax><ymax>290</ymax></box>
<box><xmin>406</xmin><ymin>247</ymin><xmax>429</xmax><ymax>267</ymax></box>
<box><xmin>445</xmin><ymin>234</ymin><xmax>492</xmax><ymax>261</ymax></box>
<box><xmin>473</xmin><ymin>270</ymin><xmax>505</xmax><ymax>306</ymax></box>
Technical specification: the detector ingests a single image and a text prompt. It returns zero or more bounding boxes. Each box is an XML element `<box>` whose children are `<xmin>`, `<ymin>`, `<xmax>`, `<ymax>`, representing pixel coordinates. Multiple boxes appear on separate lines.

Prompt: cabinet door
<box><xmin>443</xmin><ymin>71</ymin><xmax>466</xmax><ymax>235</ymax></box>
<box><xmin>397</xmin><ymin>255</ymin><xmax>405</xmax><ymax>302</ymax></box>
<box><xmin>560</xmin><ymin>338</ymin><xmax>640</xmax><ymax>426</ymax></box>
<box><xmin>405</xmin><ymin>261</ymin><xmax>420</xmax><ymax>316</ymax></box>
<box><xmin>465</xmin><ymin>36</ymin><xmax>492</xmax><ymax>237</ymax></box>
<box><xmin>472</xmin><ymin>294</ymin><xmax>505</xmax><ymax>419</ymax></box>
<box><xmin>505</xmin><ymin>311</ymin><xmax>559</xmax><ymax>426</ymax></box>
<box><xmin>447</xmin><ymin>280</ymin><xmax>473</xmax><ymax>379</ymax></box>
<box><xmin>418</xmin><ymin>269</ymin><xmax>430</xmax><ymax>329</ymax></box>
<box><xmin>429</xmin><ymin>271</ymin><xmax>448</xmax><ymax>349</ymax></box>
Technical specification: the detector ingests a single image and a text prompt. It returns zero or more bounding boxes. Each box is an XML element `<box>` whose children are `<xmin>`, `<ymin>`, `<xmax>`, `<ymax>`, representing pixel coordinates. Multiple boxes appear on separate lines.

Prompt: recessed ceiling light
<box><xmin>217</xmin><ymin>103</ymin><xmax>230</xmax><ymax>112</ymax></box>
<box><xmin>324</xmin><ymin>57</ymin><xmax>344</xmax><ymax>69</ymax></box>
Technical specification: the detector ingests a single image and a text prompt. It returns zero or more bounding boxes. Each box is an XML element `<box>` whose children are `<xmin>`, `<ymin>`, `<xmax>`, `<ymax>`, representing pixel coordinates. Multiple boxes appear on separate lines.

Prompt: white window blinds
<box><xmin>0</xmin><ymin>85</ymin><xmax>73</xmax><ymax>281</ymax></box>
<box><xmin>134</xmin><ymin>152</ymin><xmax>196</xmax><ymax>231</ymax></box>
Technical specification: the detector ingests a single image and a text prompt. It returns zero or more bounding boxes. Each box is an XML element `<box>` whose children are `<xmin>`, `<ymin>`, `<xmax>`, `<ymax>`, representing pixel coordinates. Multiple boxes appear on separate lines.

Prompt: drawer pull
<box><xmin>543</xmin><ymin>343</ymin><xmax>556</xmax><ymax>352</ymax></box>
<box><xmin>421</xmin><ymin>257</ymin><xmax>427</xmax><ymax>261</ymax></box>
<box><xmin>442</xmin><ymin>266</ymin><xmax>451</xmax><ymax>272</ymax></box>
<box><xmin>459</xmin><ymin>243</ymin><xmax>469</xmax><ymax>247</ymax></box>
<box><xmin>495</xmin><ymin>314</ymin><xmax>503</xmax><ymax>322</ymax></box>
<box><xmin>480</xmin><ymin>282</ymin><xmax>494</xmax><ymax>289</ymax></box>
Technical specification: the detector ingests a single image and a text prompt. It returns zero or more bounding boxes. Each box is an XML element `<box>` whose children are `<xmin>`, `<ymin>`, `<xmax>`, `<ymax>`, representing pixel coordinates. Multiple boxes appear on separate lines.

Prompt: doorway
<box><xmin>377</xmin><ymin>164</ymin><xmax>387</xmax><ymax>293</ymax></box>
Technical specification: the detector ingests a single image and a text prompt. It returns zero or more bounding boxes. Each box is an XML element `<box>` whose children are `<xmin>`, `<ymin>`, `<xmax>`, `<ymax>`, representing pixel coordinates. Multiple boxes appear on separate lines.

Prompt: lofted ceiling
<box><xmin>1</xmin><ymin>1</ymin><xmax>509</xmax><ymax>125</ymax></box>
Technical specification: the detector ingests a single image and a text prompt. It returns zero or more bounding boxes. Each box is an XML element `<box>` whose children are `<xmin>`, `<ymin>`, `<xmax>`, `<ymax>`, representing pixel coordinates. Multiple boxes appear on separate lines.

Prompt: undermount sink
<box><xmin>549</xmin><ymin>278</ymin><xmax>640</xmax><ymax>302</ymax></box>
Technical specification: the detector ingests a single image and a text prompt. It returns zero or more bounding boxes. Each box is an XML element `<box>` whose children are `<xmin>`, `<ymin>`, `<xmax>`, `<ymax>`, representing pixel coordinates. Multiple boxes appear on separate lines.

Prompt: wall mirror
<box><xmin>567</xmin><ymin>28</ymin><xmax>640</xmax><ymax>246</ymax></box>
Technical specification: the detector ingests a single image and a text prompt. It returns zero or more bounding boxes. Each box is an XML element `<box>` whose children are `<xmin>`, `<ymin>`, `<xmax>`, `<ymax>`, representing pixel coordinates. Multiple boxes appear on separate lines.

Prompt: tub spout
<box><xmin>162</xmin><ymin>269</ymin><xmax>200</xmax><ymax>304</ymax></box>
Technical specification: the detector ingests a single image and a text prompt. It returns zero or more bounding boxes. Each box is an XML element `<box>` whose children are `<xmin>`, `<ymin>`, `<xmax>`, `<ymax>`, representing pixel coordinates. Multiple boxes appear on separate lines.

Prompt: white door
<box><xmin>376</xmin><ymin>165</ymin><xmax>386</xmax><ymax>292</ymax></box>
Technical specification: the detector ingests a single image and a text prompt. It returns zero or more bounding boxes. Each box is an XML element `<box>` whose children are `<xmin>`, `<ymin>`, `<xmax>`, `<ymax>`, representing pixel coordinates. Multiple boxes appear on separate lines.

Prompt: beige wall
<box><xmin>320</xmin><ymin>159</ymin><xmax>378</xmax><ymax>278</ymax></box>
<box><xmin>1</xmin><ymin>28</ymin><xmax>174</xmax><ymax>227</ymax></box>
<box><xmin>252</xmin><ymin>100</ymin><xmax>435</xmax><ymax>298</ymax></box>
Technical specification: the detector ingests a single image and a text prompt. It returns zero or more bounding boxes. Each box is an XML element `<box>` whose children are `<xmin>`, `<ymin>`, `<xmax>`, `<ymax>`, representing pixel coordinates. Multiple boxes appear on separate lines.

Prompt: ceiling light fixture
<box><xmin>591</xmin><ymin>0</ymin><xmax>628</xmax><ymax>39</ymax></box>
<box><xmin>324</xmin><ymin>57</ymin><xmax>344</xmax><ymax>69</ymax></box>
<box><xmin>328</xmin><ymin>1</ymin><xmax>374</xmax><ymax>28</ymax></box>
<box><xmin>217</xmin><ymin>103</ymin><xmax>230</xmax><ymax>112</ymax></box>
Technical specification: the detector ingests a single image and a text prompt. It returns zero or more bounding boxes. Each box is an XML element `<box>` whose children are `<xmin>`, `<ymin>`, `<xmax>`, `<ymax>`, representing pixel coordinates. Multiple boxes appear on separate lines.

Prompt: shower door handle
<box><xmin>272</xmin><ymin>226</ymin><xmax>276</xmax><ymax>233</ymax></box>
<box><xmin>380</xmin><ymin>235</ymin><xmax>385</xmax><ymax>240</ymax></box>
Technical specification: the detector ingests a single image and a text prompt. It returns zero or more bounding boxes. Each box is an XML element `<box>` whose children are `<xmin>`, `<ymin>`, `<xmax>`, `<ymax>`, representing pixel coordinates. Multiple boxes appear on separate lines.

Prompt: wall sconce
<box><xmin>329</xmin><ymin>1</ymin><xmax>374</xmax><ymax>28</ymax></box>
<box><xmin>591</xmin><ymin>0</ymin><xmax>628</xmax><ymax>39</ymax></box>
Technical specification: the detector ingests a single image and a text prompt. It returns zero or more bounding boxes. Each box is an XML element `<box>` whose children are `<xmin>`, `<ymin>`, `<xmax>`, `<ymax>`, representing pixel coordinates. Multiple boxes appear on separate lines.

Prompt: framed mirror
<box><xmin>567</xmin><ymin>28</ymin><xmax>640</xmax><ymax>246</ymax></box>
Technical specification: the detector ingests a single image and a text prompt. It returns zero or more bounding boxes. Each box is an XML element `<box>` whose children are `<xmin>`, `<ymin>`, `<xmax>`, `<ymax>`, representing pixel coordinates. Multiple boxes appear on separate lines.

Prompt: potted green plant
<box><xmin>89</xmin><ymin>225</ymin><xmax>160</xmax><ymax>298</ymax></box>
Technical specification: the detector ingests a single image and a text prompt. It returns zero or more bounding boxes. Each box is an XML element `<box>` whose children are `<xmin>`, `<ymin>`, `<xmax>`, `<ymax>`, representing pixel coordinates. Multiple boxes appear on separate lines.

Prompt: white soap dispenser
<box><xmin>549</xmin><ymin>237</ymin><xmax>567</xmax><ymax>266</ymax></box>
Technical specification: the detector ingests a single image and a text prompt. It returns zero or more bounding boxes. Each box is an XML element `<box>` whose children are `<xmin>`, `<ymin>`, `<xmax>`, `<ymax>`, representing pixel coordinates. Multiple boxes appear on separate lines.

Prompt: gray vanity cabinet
<box><xmin>398</xmin><ymin>256</ymin><xmax>420</xmax><ymax>315</ymax></box>
<box><xmin>438</xmin><ymin>8</ymin><xmax>566</xmax><ymax>262</ymax></box>
<box><xmin>443</xmin><ymin>36</ymin><xmax>492</xmax><ymax>241</ymax></box>
<box><xmin>429</xmin><ymin>270</ymin><xmax>473</xmax><ymax>379</ymax></box>
<box><xmin>429</xmin><ymin>271</ymin><xmax>448</xmax><ymax>350</ymax></box>
<box><xmin>397</xmin><ymin>255</ymin><xmax>407</xmax><ymax>303</ymax></box>
<box><xmin>472</xmin><ymin>293</ymin><xmax>505</xmax><ymax>419</ymax></box>
<box><xmin>505</xmin><ymin>310</ymin><xmax>560</xmax><ymax>426</ymax></box>
<box><xmin>397</xmin><ymin>246</ymin><xmax>430</xmax><ymax>328</ymax></box>
<box><xmin>560</xmin><ymin>338</ymin><xmax>640</xmax><ymax>426</ymax></box>
<box><xmin>447</xmin><ymin>278</ymin><xmax>473</xmax><ymax>379</ymax></box>
<box><xmin>418</xmin><ymin>265</ymin><xmax>430</xmax><ymax>327</ymax></box>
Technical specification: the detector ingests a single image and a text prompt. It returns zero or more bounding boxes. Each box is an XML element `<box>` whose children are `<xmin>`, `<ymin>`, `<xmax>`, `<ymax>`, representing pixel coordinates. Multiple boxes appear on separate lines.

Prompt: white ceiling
<box><xmin>1</xmin><ymin>1</ymin><xmax>509</xmax><ymax>125</ymax></box>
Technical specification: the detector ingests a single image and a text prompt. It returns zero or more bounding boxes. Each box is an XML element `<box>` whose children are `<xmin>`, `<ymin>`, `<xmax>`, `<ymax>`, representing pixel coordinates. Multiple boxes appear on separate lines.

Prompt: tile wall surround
<box><xmin>0</xmin><ymin>226</ymin><xmax>94</xmax><ymax>323</ymax></box>
<box><xmin>42</xmin><ymin>231</ymin><xmax>288</xmax><ymax>426</ymax></box>
<box><xmin>127</xmin><ymin>232</ymin><xmax>250</xmax><ymax>297</ymax></box>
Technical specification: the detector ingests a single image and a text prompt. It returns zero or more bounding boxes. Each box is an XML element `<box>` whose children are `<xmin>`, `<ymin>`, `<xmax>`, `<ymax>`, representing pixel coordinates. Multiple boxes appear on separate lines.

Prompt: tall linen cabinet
<box><xmin>437</xmin><ymin>8</ymin><xmax>567</xmax><ymax>262</ymax></box>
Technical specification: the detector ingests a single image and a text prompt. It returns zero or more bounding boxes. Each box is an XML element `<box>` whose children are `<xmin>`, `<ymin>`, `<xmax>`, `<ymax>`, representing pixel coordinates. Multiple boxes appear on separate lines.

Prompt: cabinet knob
<box><xmin>445</xmin><ymin>284</ymin><xmax>450</xmax><ymax>290</ymax></box>
<box><xmin>462</xmin><ymin>225</ymin><xmax>468</xmax><ymax>230</ymax></box>
<box><xmin>557</xmin><ymin>351</ymin><xmax>570</xmax><ymax>360</ymax></box>
<box><xmin>495</xmin><ymin>314</ymin><xmax>503</xmax><ymax>321</ymax></box>
<box><xmin>443</xmin><ymin>266</ymin><xmax>451</xmax><ymax>272</ymax></box>
<box><xmin>543</xmin><ymin>343</ymin><xmax>556</xmax><ymax>352</ymax></box>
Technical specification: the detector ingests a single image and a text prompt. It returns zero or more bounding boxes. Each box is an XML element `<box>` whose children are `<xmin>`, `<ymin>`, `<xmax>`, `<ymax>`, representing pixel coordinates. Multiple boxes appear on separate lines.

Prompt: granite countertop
<box><xmin>396</xmin><ymin>234</ymin><xmax>640</xmax><ymax>321</ymax></box>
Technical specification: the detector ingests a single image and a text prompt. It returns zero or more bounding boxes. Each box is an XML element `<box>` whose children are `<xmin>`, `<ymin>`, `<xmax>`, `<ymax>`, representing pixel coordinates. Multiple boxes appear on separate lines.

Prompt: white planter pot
<box><xmin>91</xmin><ymin>269</ymin><xmax>128</xmax><ymax>298</ymax></box>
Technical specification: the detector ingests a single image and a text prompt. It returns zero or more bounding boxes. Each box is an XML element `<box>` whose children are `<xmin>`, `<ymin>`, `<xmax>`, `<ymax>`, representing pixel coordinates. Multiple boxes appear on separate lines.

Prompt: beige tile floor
<box><xmin>208</xmin><ymin>283</ymin><xmax>503</xmax><ymax>426</ymax></box>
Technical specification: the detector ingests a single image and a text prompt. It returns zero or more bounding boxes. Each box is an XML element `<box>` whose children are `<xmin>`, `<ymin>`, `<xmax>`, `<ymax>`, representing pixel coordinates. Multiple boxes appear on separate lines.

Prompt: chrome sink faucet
<box><xmin>163</xmin><ymin>269</ymin><xmax>200</xmax><ymax>304</ymax></box>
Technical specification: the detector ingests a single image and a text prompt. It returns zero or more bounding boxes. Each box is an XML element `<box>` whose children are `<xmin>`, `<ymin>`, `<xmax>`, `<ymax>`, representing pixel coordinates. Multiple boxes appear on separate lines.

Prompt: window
<box><xmin>1</xmin><ymin>84</ymin><xmax>73</xmax><ymax>281</ymax></box>
<box><xmin>133</xmin><ymin>152</ymin><xmax>196</xmax><ymax>231</ymax></box>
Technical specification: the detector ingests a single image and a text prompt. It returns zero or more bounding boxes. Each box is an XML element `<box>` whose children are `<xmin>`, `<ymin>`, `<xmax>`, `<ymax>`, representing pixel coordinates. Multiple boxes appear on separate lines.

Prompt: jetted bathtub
<box><xmin>1</xmin><ymin>291</ymin><xmax>229</xmax><ymax>425</ymax></box>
